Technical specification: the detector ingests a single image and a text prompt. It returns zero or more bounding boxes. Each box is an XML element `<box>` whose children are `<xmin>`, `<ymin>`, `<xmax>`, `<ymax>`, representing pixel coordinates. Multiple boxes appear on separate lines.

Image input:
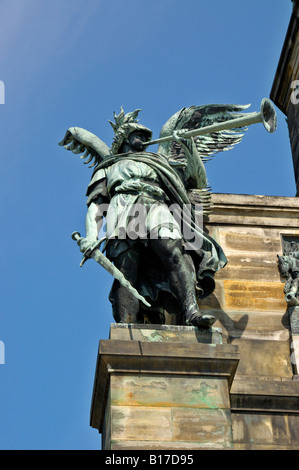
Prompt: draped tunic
<box><xmin>85</xmin><ymin>151</ymin><xmax>227</xmax><ymax>315</ymax></box>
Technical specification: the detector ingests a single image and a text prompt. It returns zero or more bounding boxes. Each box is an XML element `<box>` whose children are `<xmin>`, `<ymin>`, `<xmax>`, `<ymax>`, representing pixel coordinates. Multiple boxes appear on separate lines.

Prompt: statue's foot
<box><xmin>185</xmin><ymin>311</ymin><xmax>216</xmax><ymax>329</ymax></box>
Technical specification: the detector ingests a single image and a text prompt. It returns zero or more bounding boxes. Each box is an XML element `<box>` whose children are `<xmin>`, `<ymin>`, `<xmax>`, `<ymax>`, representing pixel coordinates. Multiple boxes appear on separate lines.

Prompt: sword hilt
<box><xmin>71</xmin><ymin>231</ymin><xmax>102</xmax><ymax>267</ymax></box>
<box><xmin>71</xmin><ymin>231</ymin><xmax>82</xmax><ymax>242</ymax></box>
<box><xmin>71</xmin><ymin>231</ymin><xmax>88</xmax><ymax>267</ymax></box>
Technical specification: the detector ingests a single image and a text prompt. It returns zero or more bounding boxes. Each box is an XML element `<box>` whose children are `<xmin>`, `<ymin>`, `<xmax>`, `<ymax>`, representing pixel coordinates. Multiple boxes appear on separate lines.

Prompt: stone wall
<box><xmin>203</xmin><ymin>193</ymin><xmax>299</xmax><ymax>449</ymax></box>
<box><xmin>90</xmin><ymin>193</ymin><xmax>299</xmax><ymax>450</ymax></box>
<box><xmin>93</xmin><ymin>324</ymin><xmax>239</xmax><ymax>450</ymax></box>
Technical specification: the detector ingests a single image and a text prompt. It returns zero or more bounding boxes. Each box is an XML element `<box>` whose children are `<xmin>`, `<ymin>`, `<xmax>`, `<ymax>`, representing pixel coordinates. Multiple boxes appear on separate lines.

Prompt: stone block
<box><xmin>223</xmin><ymin>280</ymin><xmax>285</xmax><ymax>311</ymax></box>
<box><xmin>110</xmin><ymin>405</ymin><xmax>172</xmax><ymax>442</ymax></box>
<box><xmin>212</xmin><ymin>310</ymin><xmax>289</xmax><ymax>342</ymax></box>
<box><xmin>232</xmin><ymin>413</ymin><xmax>299</xmax><ymax>450</ymax></box>
<box><xmin>109</xmin><ymin>323</ymin><xmax>223</xmax><ymax>344</ymax></box>
<box><xmin>231</xmin><ymin>337</ymin><xmax>293</xmax><ymax>379</ymax></box>
<box><xmin>110</xmin><ymin>439</ymin><xmax>225</xmax><ymax>450</ymax></box>
<box><xmin>218</xmin><ymin>228</ymin><xmax>282</xmax><ymax>254</ymax></box>
<box><xmin>208</xmin><ymin>194</ymin><xmax>299</xmax><ymax>228</ymax></box>
<box><xmin>110</xmin><ymin>374</ymin><xmax>230</xmax><ymax>409</ymax></box>
<box><xmin>216</xmin><ymin>252</ymin><xmax>281</xmax><ymax>282</ymax></box>
<box><xmin>91</xmin><ymin>324</ymin><xmax>239</xmax><ymax>449</ymax></box>
<box><xmin>172</xmin><ymin>407</ymin><xmax>233</xmax><ymax>447</ymax></box>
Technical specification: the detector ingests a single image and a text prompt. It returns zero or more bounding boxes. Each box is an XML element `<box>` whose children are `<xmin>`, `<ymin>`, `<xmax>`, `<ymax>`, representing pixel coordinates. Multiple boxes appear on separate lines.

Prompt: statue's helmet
<box><xmin>109</xmin><ymin>107</ymin><xmax>152</xmax><ymax>154</ymax></box>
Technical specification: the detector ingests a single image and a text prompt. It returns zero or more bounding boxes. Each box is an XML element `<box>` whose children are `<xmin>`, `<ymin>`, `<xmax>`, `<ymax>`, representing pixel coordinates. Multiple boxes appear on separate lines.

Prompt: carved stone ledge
<box><xmin>230</xmin><ymin>377</ymin><xmax>299</xmax><ymax>414</ymax></box>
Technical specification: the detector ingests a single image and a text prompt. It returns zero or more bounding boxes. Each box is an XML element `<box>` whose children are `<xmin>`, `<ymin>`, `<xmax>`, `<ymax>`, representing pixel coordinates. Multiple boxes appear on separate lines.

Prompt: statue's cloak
<box><xmin>86</xmin><ymin>151</ymin><xmax>227</xmax><ymax>321</ymax></box>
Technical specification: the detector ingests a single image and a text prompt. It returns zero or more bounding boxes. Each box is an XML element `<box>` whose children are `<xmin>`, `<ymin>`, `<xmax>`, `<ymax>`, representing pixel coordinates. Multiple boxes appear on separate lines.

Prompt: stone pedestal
<box><xmin>90</xmin><ymin>324</ymin><xmax>239</xmax><ymax>450</ymax></box>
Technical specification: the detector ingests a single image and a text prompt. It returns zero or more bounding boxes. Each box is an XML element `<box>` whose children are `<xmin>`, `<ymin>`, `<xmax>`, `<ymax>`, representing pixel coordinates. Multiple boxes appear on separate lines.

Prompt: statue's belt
<box><xmin>109</xmin><ymin>179</ymin><xmax>166</xmax><ymax>200</ymax></box>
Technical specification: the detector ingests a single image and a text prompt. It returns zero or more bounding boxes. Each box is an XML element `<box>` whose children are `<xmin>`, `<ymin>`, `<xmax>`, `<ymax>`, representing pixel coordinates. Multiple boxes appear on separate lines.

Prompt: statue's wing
<box><xmin>158</xmin><ymin>103</ymin><xmax>250</xmax><ymax>163</ymax></box>
<box><xmin>58</xmin><ymin>127</ymin><xmax>111</xmax><ymax>167</ymax></box>
<box><xmin>158</xmin><ymin>104</ymin><xmax>251</xmax><ymax>215</ymax></box>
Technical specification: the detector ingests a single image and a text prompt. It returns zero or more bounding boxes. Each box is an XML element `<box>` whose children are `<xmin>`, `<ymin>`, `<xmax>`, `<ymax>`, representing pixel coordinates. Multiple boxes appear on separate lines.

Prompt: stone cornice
<box><xmin>206</xmin><ymin>193</ymin><xmax>299</xmax><ymax>228</ymax></box>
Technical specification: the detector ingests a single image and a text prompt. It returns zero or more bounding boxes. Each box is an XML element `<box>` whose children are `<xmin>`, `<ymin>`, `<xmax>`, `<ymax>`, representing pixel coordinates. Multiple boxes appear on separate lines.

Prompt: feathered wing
<box><xmin>157</xmin><ymin>104</ymin><xmax>251</xmax><ymax>214</ymax></box>
<box><xmin>58</xmin><ymin>127</ymin><xmax>111</xmax><ymax>167</ymax></box>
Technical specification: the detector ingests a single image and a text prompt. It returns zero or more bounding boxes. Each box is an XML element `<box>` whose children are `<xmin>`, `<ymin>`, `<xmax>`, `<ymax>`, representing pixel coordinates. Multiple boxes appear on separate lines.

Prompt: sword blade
<box><xmin>71</xmin><ymin>232</ymin><xmax>151</xmax><ymax>308</ymax></box>
<box><xmin>91</xmin><ymin>250</ymin><xmax>151</xmax><ymax>308</ymax></box>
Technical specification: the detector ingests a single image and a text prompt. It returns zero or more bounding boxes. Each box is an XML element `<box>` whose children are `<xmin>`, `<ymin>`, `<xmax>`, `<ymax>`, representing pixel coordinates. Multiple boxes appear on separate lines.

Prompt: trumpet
<box><xmin>144</xmin><ymin>98</ymin><xmax>277</xmax><ymax>147</ymax></box>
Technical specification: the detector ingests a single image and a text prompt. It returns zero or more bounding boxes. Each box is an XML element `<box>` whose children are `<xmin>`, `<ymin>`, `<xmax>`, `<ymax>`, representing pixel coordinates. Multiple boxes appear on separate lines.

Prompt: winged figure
<box><xmin>59</xmin><ymin>103</ymin><xmax>251</xmax><ymax>327</ymax></box>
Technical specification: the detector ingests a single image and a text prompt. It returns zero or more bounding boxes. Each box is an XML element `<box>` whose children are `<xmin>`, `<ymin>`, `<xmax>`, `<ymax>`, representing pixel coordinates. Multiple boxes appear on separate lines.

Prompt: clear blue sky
<box><xmin>0</xmin><ymin>0</ymin><xmax>294</xmax><ymax>450</ymax></box>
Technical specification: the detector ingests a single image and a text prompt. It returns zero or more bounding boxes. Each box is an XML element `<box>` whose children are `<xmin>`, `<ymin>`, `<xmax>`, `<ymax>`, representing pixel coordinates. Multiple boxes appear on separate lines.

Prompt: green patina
<box><xmin>140</xmin><ymin>329</ymin><xmax>179</xmax><ymax>342</ymax></box>
<box><xmin>188</xmin><ymin>381</ymin><xmax>219</xmax><ymax>407</ymax></box>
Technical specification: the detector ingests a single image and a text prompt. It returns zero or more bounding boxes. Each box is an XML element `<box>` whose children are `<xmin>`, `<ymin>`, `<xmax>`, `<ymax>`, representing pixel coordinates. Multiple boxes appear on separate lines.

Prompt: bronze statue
<box><xmin>278</xmin><ymin>241</ymin><xmax>299</xmax><ymax>306</ymax></box>
<box><xmin>60</xmin><ymin>99</ymin><xmax>277</xmax><ymax>327</ymax></box>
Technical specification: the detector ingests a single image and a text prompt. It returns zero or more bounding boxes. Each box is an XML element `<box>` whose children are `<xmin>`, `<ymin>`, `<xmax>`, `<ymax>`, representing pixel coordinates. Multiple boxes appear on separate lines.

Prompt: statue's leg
<box><xmin>112</xmin><ymin>247</ymin><xmax>141</xmax><ymax>323</ymax></box>
<box><xmin>149</xmin><ymin>239</ymin><xmax>215</xmax><ymax>328</ymax></box>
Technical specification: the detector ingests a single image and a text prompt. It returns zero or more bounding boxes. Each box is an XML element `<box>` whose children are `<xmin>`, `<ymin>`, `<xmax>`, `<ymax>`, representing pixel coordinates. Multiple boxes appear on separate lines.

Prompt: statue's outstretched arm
<box><xmin>79</xmin><ymin>201</ymin><xmax>104</xmax><ymax>254</ymax></box>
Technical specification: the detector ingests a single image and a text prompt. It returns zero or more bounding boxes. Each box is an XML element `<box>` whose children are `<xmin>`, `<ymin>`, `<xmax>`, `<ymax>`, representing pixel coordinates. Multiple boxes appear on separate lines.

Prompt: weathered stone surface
<box><xmin>231</xmin><ymin>376</ymin><xmax>299</xmax><ymax>407</ymax></box>
<box><xmin>92</xmin><ymin>193</ymin><xmax>299</xmax><ymax>450</ymax></box>
<box><xmin>110</xmin><ymin>374</ymin><xmax>230</xmax><ymax>409</ymax></box>
<box><xmin>208</xmin><ymin>194</ymin><xmax>299</xmax><ymax>228</ymax></box>
<box><xmin>172</xmin><ymin>407</ymin><xmax>233</xmax><ymax>446</ymax></box>
<box><xmin>232</xmin><ymin>413</ymin><xmax>299</xmax><ymax>450</ymax></box>
<box><xmin>231</xmin><ymin>377</ymin><xmax>299</xmax><ymax>449</ymax></box>
<box><xmin>110</xmin><ymin>439</ymin><xmax>227</xmax><ymax>450</ymax></box>
<box><xmin>203</xmin><ymin>194</ymin><xmax>299</xmax><ymax>385</ymax></box>
<box><xmin>110</xmin><ymin>405</ymin><xmax>173</xmax><ymax>442</ymax></box>
<box><xmin>109</xmin><ymin>323</ymin><xmax>223</xmax><ymax>344</ymax></box>
<box><xmin>200</xmin><ymin>280</ymin><xmax>285</xmax><ymax>312</ymax></box>
<box><xmin>223</xmin><ymin>280</ymin><xmax>285</xmax><ymax>312</ymax></box>
<box><xmin>218</xmin><ymin>227</ymin><xmax>282</xmax><ymax>254</ymax></box>
<box><xmin>106</xmin><ymin>378</ymin><xmax>234</xmax><ymax>448</ymax></box>
<box><xmin>230</xmin><ymin>338</ymin><xmax>293</xmax><ymax>379</ymax></box>
<box><xmin>212</xmin><ymin>310</ymin><xmax>289</xmax><ymax>342</ymax></box>
<box><xmin>203</xmin><ymin>193</ymin><xmax>299</xmax><ymax>448</ymax></box>
<box><xmin>92</xmin><ymin>323</ymin><xmax>239</xmax><ymax>449</ymax></box>
<box><xmin>91</xmin><ymin>332</ymin><xmax>239</xmax><ymax>432</ymax></box>
<box><xmin>216</xmin><ymin>252</ymin><xmax>281</xmax><ymax>282</ymax></box>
